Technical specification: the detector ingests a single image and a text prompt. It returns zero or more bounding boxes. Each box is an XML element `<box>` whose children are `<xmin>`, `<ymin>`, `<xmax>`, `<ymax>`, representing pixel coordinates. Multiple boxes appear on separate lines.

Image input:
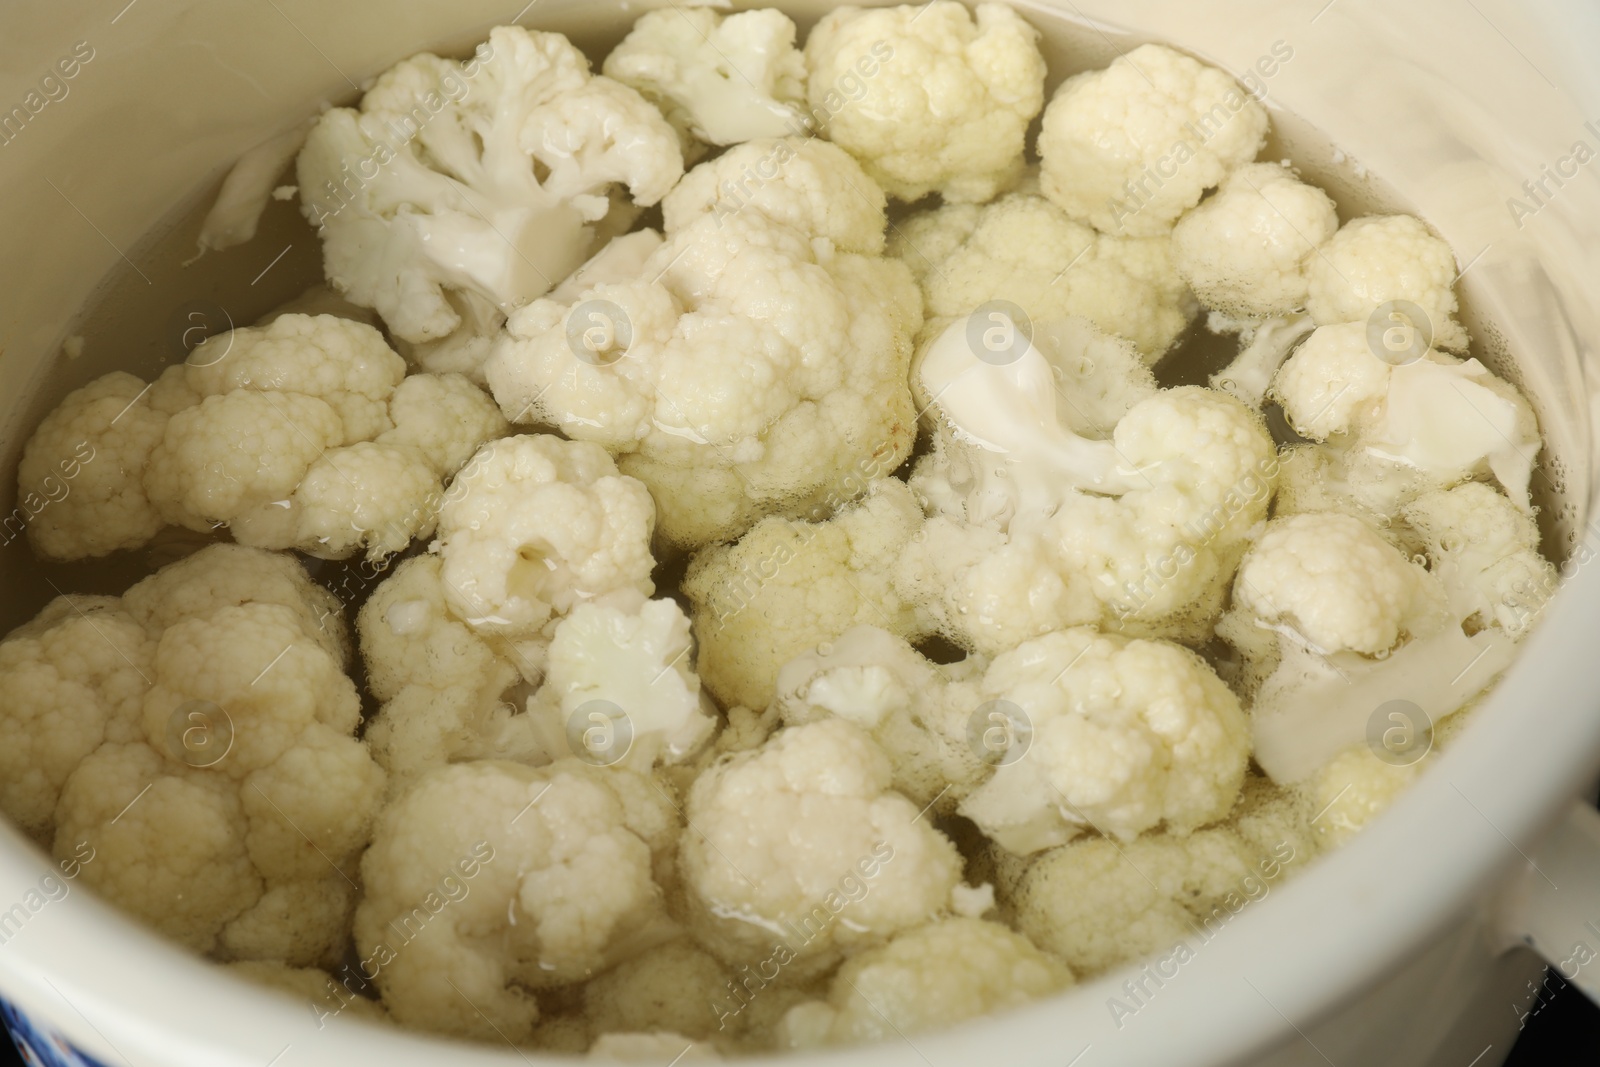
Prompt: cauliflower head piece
<box><xmin>773</xmin><ymin>625</ymin><xmax>988</xmax><ymax>814</ymax></box>
<box><xmin>1038</xmin><ymin>43</ymin><xmax>1268</xmax><ymax>236</ymax></box>
<box><xmin>604</xmin><ymin>8</ymin><xmax>808</xmax><ymax>152</ymax></box>
<box><xmin>487</xmin><ymin>147</ymin><xmax>922</xmax><ymax>548</ymax></box>
<box><xmin>956</xmin><ymin>628</ymin><xmax>1251</xmax><ymax>854</ymax></box>
<box><xmin>15</xmin><ymin>372</ymin><xmax>167</xmax><ymax>560</ymax></box>
<box><xmin>803</xmin><ymin>1</ymin><xmax>1047</xmax><ymax>203</ymax></box>
<box><xmin>1222</xmin><ymin>508</ymin><xmax>1529</xmax><ymax>783</ymax></box>
<box><xmin>0</xmin><ymin>596</ymin><xmax>154</xmax><ymax>838</ymax></box>
<box><xmin>355</xmin><ymin>759</ymin><xmax>678</xmax><ymax>1042</ymax></box>
<box><xmin>1305</xmin><ymin>214</ymin><xmax>1470</xmax><ymax>353</ymax></box>
<box><xmin>433</xmin><ymin>434</ymin><xmax>656</xmax><ymax>642</ymax></box>
<box><xmin>1271</xmin><ymin>321</ymin><xmax>1540</xmax><ymax>511</ymax></box>
<box><xmin>22</xmin><ymin>315</ymin><xmax>507</xmax><ymax>563</ymax></box>
<box><xmin>777</xmin><ymin>918</ymin><xmax>1070</xmax><ymax>1047</ymax></box>
<box><xmin>899</xmin><ymin>317</ymin><xmax>1278</xmax><ymax>651</ymax></box>
<box><xmin>683</xmin><ymin>478</ymin><xmax>930</xmax><ymax>712</ymax></box>
<box><xmin>45</xmin><ymin>546</ymin><xmax>384</xmax><ymax>968</ymax></box>
<box><xmin>298</xmin><ymin>26</ymin><xmax>683</xmax><ymax>372</ymax></box>
<box><xmin>891</xmin><ymin>188</ymin><xmax>1197</xmax><ymax>359</ymax></box>
<box><xmin>678</xmin><ymin>719</ymin><xmax>963</xmax><ymax>979</ymax></box>
<box><xmin>1171</xmin><ymin>162</ymin><xmax>1339</xmax><ymax>320</ymax></box>
<box><xmin>1009</xmin><ymin>775</ymin><xmax>1313</xmax><ymax>975</ymax></box>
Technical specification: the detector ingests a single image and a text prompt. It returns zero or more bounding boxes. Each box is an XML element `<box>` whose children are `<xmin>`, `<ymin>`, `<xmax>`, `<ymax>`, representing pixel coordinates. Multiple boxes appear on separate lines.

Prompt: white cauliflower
<box><xmin>523</xmin><ymin>593</ymin><xmax>718</xmax><ymax>769</ymax></box>
<box><xmin>1232</xmin><ymin>512</ymin><xmax>1444</xmax><ymax>657</ymax></box>
<box><xmin>20</xmin><ymin>315</ymin><xmax>507</xmax><ymax>563</ymax></box>
<box><xmin>662</xmin><ymin>137</ymin><xmax>888</xmax><ymax>255</ymax></box>
<box><xmin>603</xmin><ymin>8</ymin><xmax>808</xmax><ymax>151</ymax></box>
<box><xmin>678</xmin><ymin>719</ymin><xmax>963</xmax><ymax>979</ymax></box>
<box><xmin>1305</xmin><ymin>214</ymin><xmax>1470</xmax><ymax>352</ymax></box>
<box><xmin>956</xmin><ymin>628</ymin><xmax>1250</xmax><ymax>853</ymax></box>
<box><xmin>1401</xmin><ymin>482</ymin><xmax>1556</xmax><ymax>636</ymax></box>
<box><xmin>362</xmin><ymin>466</ymin><xmax>702</xmax><ymax>791</ymax></box>
<box><xmin>298</xmin><ymin>26</ymin><xmax>683</xmax><ymax>375</ymax></box>
<box><xmin>803</xmin><ymin>2</ymin><xmax>1046</xmax><ymax>203</ymax></box>
<box><xmin>682</xmin><ymin>479</ymin><xmax>929</xmax><ymax>712</ymax></box>
<box><xmin>583</xmin><ymin>938</ymin><xmax>730</xmax><ymax>1043</ymax></box>
<box><xmin>32</xmin><ymin>546</ymin><xmax>385</xmax><ymax>968</ymax></box>
<box><xmin>354</xmin><ymin>759</ymin><xmax>678</xmax><ymax>1042</ymax></box>
<box><xmin>1038</xmin><ymin>43</ymin><xmax>1268</xmax><ymax>236</ymax></box>
<box><xmin>1009</xmin><ymin>775</ymin><xmax>1313</xmax><ymax>976</ymax></box>
<box><xmin>900</xmin><ymin>317</ymin><xmax>1278</xmax><ymax>651</ymax></box>
<box><xmin>357</xmin><ymin>554</ymin><xmax>528</xmax><ymax>790</ymax></box>
<box><xmin>15</xmin><ymin>372</ymin><xmax>166</xmax><ymax>559</ymax></box>
<box><xmin>1171</xmin><ymin>163</ymin><xmax>1340</xmax><ymax>319</ymax></box>
<box><xmin>1221</xmin><ymin>512</ymin><xmax>1525</xmax><ymax>783</ymax></box>
<box><xmin>890</xmin><ymin>188</ymin><xmax>1196</xmax><ymax>359</ymax></box>
<box><xmin>0</xmin><ymin>596</ymin><xmax>154</xmax><ymax>838</ymax></box>
<box><xmin>487</xmin><ymin>149</ymin><xmax>922</xmax><ymax>547</ymax></box>
<box><xmin>1271</xmin><ymin>321</ymin><xmax>1540</xmax><ymax>511</ymax></box>
<box><xmin>777</xmin><ymin>918</ymin><xmax>1069</xmax><ymax>1047</ymax></box>
<box><xmin>774</xmin><ymin>625</ymin><xmax>987</xmax><ymax>813</ymax></box>
<box><xmin>433</xmin><ymin>435</ymin><xmax>656</xmax><ymax>643</ymax></box>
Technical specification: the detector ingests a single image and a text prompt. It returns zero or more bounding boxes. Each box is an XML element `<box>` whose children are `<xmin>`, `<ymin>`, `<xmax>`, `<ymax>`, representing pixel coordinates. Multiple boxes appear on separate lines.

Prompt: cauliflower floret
<box><xmin>603</xmin><ymin>8</ymin><xmax>808</xmax><ymax>151</ymax></box>
<box><xmin>15</xmin><ymin>372</ymin><xmax>167</xmax><ymax>559</ymax></box>
<box><xmin>584</xmin><ymin>939</ymin><xmax>729</xmax><ymax>1042</ymax></box>
<box><xmin>679</xmin><ymin>719</ymin><xmax>962</xmax><ymax>979</ymax></box>
<box><xmin>1171</xmin><ymin>163</ymin><xmax>1339</xmax><ymax>319</ymax></box>
<box><xmin>776</xmin><ymin>918</ymin><xmax>1069</xmax><ymax>1047</ymax></box>
<box><xmin>55</xmin><ymin>596</ymin><xmax>383</xmax><ymax>966</ymax></box>
<box><xmin>900</xmin><ymin>320</ymin><xmax>1278</xmax><ymax>650</ymax></box>
<box><xmin>1038</xmin><ymin>43</ymin><xmax>1268</xmax><ymax>236</ymax></box>
<box><xmin>433</xmin><ymin>435</ymin><xmax>656</xmax><ymax>642</ymax></box>
<box><xmin>298</xmin><ymin>26</ymin><xmax>683</xmax><ymax>373</ymax></box>
<box><xmin>1233</xmin><ymin>513</ymin><xmax>1443</xmax><ymax>655</ymax></box>
<box><xmin>1305</xmin><ymin>214</ymin><xmax>1469</xmax><ymax>352</ymax></box>
<box><xmin>490</xmin><ymin>200</ymin><xmax>921</xmax><ymax>548</ymax></box>
<box><xmin>1272</xmin><ymin>322</ymin><xmax>1540</xmax><ymax>511</ymax></box>
<box><xmin>682</xmin><ymin>479</ymin><xmax>929</xmax><ymax>712</ymax></box>
<box><xmin>0</xmin><ymin>543</ymin><xmax>377</xmax><ymax>969</ymax></box>
<box><xmin>956</xmin><ymin>628</ymin><xmax>1251</xmax><ymax>853</ymax></box>
<box><xmin>1302</xmin><ymin>699</ymin><xmax>1479</xmax><ymax>851</ymax></box>
<box><xmin>1223</xmin><ymin>510</ymin><xmax>1529</xmax><ymax>783</ymax></box>
<box><xmin>146</xmin><ymin>390</ymin><xmax>346</xmax><ymax>532</ymax></box>
<box><xmin>0</xmin><ymin>597</ymin><xmax>154</xmax><ymax>837</ymax></box>
<box><xmin>354</xmin><ymin>760</ymin><xmax>678</xmax><ymax>1042</ymax></box>
<box><xmin>773</xmin><ymin>625</ymin><xmax>986</xmax><ymax>814</ymax></box>
<box><xmin>179</xmin><ymin>310</ymin><xmax>405</xmax><ymax>442</ymax></box>
<box><xmin>377</xmin><ymin>372</ymin><xmax>511</xmax><ymax>474</ymax></box>
<box><xmin>357</xmin><ymin>554</ymin><xmax>527</xmax><ymax>790</ymax></box>
<box><xmin>1401</xmin><ymin>482</ymin><xmax>1557</xmax><ymax>636</ymax></box>
<box><xmin>891</xmin><ymin>187</ymin><xmax>1195</xmax><ymax>360</ymax></box>
<box><xmin>27</xmin><ymin>316</ymin><xmax>505</xmax><ymax>563</ymax></box>
<box><xmin>803</xmin><ymin>2</ymin><xmax>1046</xmax><ymax>203</ymax></box>
<box><xmin>1010</xmin><ymin>775</ymin><xmax>1312</xmax><ymax>976</ymax></box>
<box><xmin>121</xmin><ymin>543</ymin><xmax>349</xmax><ymax>664</ymax></box>
<box><xmin>525</xmin><ymin>594</ymin><xmax>718</xmax><ymax>768</ymax></box>
<box><xmin>57</xmin><ymin>742</ymin><xmax>264</xmax><ymax>954</ymax></box>
<box><xmin>662</xmin><ymin>138</ymin><xmax>887</xmax><ymax>254</ymax></box>
<box><xmin>288</xmin><ymin>442</ymin><xmax>443</xmax><ymax>560</ymax></box>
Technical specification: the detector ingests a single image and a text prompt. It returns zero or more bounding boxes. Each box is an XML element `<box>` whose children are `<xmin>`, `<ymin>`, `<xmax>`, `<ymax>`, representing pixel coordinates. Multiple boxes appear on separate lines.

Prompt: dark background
<box><xmin>2</xmin><ymin>971</ymin><xmax>1596</xmax><ymax>1065</ymax></box>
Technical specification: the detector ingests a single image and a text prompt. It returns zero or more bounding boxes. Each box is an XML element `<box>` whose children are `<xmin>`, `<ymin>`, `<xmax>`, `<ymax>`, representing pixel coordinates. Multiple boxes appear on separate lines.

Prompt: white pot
<box><xmin>1</xmin><ymin>2</ymin><xmax>1598</xmax><ymax>1065</ymax></box>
